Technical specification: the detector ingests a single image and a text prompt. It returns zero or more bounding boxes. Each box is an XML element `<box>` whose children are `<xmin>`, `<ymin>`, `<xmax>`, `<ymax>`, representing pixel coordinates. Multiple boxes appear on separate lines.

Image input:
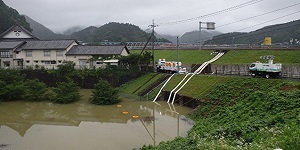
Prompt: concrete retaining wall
<box><xmin>194</xmin><ymin>64</ymin><xmax>300</xmax><ymax>79</ymax></box>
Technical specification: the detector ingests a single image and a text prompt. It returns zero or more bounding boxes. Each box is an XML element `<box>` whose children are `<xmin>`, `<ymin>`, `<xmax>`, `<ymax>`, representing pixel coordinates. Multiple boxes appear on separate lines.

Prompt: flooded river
<box><xmin>0</xmin><ymin>90</ymin><xmax>194</xmax><ymax>150</ymax></box>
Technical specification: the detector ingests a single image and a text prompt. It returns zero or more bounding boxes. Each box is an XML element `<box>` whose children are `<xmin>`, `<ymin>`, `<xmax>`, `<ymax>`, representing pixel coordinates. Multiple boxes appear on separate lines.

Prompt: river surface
<box><xmin>0</xmin><ymin>90</ymin><xmax>194</xmax><ymax>150</ymax></box>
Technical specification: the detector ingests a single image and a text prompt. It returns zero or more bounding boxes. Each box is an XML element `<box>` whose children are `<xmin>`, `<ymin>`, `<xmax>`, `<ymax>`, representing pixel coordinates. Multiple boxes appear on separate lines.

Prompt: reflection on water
<box><xmin>0</xmin><ymin>90</ymin><xmax>194</xmax><ymax>150</ymax></box>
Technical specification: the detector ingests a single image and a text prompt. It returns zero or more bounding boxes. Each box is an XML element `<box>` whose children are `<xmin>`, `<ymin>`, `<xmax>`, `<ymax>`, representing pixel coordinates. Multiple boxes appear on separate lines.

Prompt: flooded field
<box><xmin>0</xmin><ymin>90</ymin><xmax>194</xmax><ymax>150</ymax></box>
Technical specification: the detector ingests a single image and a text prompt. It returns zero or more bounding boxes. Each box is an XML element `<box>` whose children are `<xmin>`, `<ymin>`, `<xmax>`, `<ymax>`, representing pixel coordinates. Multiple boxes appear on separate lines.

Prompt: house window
<box><xmin>26</xmin><ymin>60</ymin><xmax>30</xmax><ymax>63</ymax></box>
<box><xmin>44</xmin><ymin>51</ymin><xmax>51</xmax><ymax>57</ymax></box>
<box><xmin>26</xmin><ymin>51</ymin><xmax>32</xmax><ymax>57</ymax></box>
<box><xmin>56</xmin><ymin>50</ymin><xmax>63</xmax><ymax>56</ymax></box>
<box><xmin>34</xmin><ymin>60</ymin><xmax>39</xmax><ymax>63</ymax></box>
<box><xmin>58</xmin><ymin>60</ymin><xmax>62</xmax><ymax>63</ymax></box>
<box><xmin>3</xmin><ymin>61</ymin><xmax>10</xmax><ymax>67</ymax></box>
<box><xmin>44</xmin><ymin>61</ymin><xmax>57</xmax><ymax>64</ymax></box>
<box><xmin>0</xmin><ymin>51</ymin><xmax>10</xmax><ymax>58</ymax></box>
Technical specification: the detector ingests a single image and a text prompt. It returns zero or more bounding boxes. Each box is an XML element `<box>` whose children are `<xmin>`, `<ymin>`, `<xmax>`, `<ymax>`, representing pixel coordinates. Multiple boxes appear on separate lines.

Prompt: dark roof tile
<box><xmin>19</xmin><ymin>40</ymin><xmax>77</xmax><ymax>50</ymax></box>
<box><xmin>66</xmin><ymin>45</ymin><xmax>128</xmax><ymax>55</ymax></box>
<box><xmin>0</xmin><ymin>41</ymin><xmax>26</xmax><ymax>49</ymax></box>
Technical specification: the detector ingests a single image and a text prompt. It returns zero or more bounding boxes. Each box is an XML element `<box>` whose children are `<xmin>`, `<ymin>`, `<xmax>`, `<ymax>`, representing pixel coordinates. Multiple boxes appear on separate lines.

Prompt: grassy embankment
<box><xmin>122</xmin><ymin>49</ymin><xmax>300</xmax><ymax>149</ymax></box>
<box><xmin>123</xmin><ymin>49</ymin><xmax>300</xmax><ymax>99</ymax></box>
<box><xmin>120</xmin><ymin>73</ymin><xmax>300</xmax><ymax>149</ymax></box>
<box><xmin>130</xmin><ymin>49</ymin><xmax>300</xmax><ymax>65</ymax></box>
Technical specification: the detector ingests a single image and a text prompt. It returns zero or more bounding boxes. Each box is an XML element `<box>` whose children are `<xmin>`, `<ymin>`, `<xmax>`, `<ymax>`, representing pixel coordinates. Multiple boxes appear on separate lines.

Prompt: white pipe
<box><xmin>153</xmin><ymin>74</ymin><xmax>176</xmax><ymax>102</ymax></box>
<box><xmin>167</xmin><ymin>73</ymin><xmax>191</xmax><ymax>103</ymax></box>
<box><xmin>171</xmin><ymin>52</ymin><xmax>225</xmax><ymax>104</ymax></box>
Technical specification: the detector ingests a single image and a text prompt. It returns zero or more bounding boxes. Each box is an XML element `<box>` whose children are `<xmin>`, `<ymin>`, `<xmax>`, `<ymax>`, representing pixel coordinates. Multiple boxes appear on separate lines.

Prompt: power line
<box><xmin>157</xmin><ymin>0</ymin><xmax>264</xmax><ymax>27</ymax></box>
<box><xmin>216</xmin><ymin>2</ymin><xmax>300</xmax><ymax>28</ymax></box>
<box><xmin>235</xmin><ymin>10</ymin><xmax>300</xmax><ymax>32</ymax></box>
<box><xmin>205</xmin><ymin>15</ymin><xmax>300</xmax><ymax>44</ymax></box>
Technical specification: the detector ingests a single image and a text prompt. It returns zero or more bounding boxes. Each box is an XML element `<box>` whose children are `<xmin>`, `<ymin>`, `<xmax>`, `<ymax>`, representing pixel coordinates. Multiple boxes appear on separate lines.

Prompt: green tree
<box><xmin>0</xmin><ymin>81</ymin><xmax>26</xmax><ymax>101</ymax></box>
<box><xmin>51</xmin><ymin>80</ymin><xmax>81</xmax><ymax>104</ymax></box>
<box><xmin>90</xmin><ymin>80</ymin><xmax>121</xmax><ymax>105</ymax></box>
<box><xmin>23</xmin><ymin>79</ymin><xmax>49</xmax><ymax>101</ymax></box>
<box><xmin>56</xmin><ymin>61</ymin><xmax>76</xmax><ymax>81</ymax></box>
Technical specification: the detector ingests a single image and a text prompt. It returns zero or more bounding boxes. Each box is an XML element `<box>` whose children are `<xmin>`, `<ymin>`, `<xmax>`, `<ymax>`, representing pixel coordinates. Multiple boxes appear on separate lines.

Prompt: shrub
<box><xmin>51</xmin><ymin>80</ymin><xmax>81</xmax><ymax>104</ymax></box>
<box><xmin>23</xmin><ymin>79</ymin><xmax>49</xmax><ymax>101</ymax></box>
<box><xmin>90</xmin><ymin>80</ymin><xmax>121</xmax><ymax>105</ymax></box>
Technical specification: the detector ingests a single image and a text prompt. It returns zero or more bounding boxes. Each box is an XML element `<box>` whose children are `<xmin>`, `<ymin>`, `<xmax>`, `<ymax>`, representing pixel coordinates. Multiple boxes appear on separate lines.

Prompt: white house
<box><xmin>65</xmin><ymin>45</ymin><xmax>129</xmax><ymax>69</ymax></box>
<box><xmin>0</xmin><ymin>41</ymin><xmax>26</xmax><ymax>68</ymax></box>
<box><xmin>16</xmin><ymin>40</ymin><xmax>79</xmax><ymax>69</ymax></box>
<box><xmin>0</xmin><ymin>24</ymin><xmax>38</xmax><ymax>69</ymax></box>
<box><xmin>0</xmin><ymin>24</ymin><xmax>129</xmax><ymax>69</ymax></box>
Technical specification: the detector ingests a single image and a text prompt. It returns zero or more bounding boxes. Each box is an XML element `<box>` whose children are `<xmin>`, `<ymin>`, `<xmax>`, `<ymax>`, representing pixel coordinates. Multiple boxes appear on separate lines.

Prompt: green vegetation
<box><xmin>71</xmin><ymin>22</ymin><xmax>155</xmax><ymax>43</ymax></box>
<box><xmin>90</xmin><ymin>80</ymin><xmax>121</xmax><ymax>105</ymax></box>
<box><xmin>131</xmin><ymin>49</ymin><xmax>300</xmax><ymax>65</ymax></box>
<box><xmin>51</xmin><ymin>80</ymin><xmax>81</xmax><ymax>104</ymax></box>
<box><xmin>215</xmin><ymin>50</ymin><xmax>300</xmax><ymax>65</ymax></box>
<box><xmin>0</xmin><ymin>69</ymin><xmax>49</xmax><ymax>102</ymax></box>
<box><xmin>120</xmin><ymin>73</ymin><xmax>163</xmax><ymax>94</ymax></box>
<box><xmin>164</xmin><ymin>75</ymin><xmax>230</xmax><ymax>98</ymax></box>
<box><xmin>141</xmin><ymin>77</ymin><xmax>300</xmax><ymax>149</ymax></box>
<box><xmin>0</xmin><ymin>0</ymin><xmax>31</xmax><ymax>33</ymax></box>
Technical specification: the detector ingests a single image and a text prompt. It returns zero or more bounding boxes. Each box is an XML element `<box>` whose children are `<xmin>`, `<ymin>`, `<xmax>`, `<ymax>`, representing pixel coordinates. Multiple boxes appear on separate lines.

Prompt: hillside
<box><xmin>138</xmin><ymin>76</ymin><xmax>300</xmax><ymax>149</ymax></box>
<box><xmin>70</xmin><ymin>22</ymin><xmax>152</xmax><ymax>43</ymax></box>
<box><xmin>130</xmin><ymin>49</ymin><xmax>300</xmax><ymax>65</ymax></box>
<box><xmin>24</xmin><ymin>15</ymin><xmax>67</xmax><ymax>40</ymax></box>
<box><xmin>0</xmin><ymin>0</ymin><xmax>31</xmax><ymax>34</ymax></box>
<box><xmin>180</xmin><ymin>30</ymin><xmax>221</xmax><ymax>44</ymax></box>
<box><xmin>207</xmin><ymin>19</ymin><xmax>300</xmax><ymax>45</ymax></box>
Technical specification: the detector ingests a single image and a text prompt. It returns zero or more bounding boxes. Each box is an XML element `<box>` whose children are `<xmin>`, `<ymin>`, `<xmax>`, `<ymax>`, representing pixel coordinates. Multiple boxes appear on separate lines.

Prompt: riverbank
<box><xmin>120</xmin><ymin>73</ymin><xmax>300</xmax><ymax>149</ymax></box>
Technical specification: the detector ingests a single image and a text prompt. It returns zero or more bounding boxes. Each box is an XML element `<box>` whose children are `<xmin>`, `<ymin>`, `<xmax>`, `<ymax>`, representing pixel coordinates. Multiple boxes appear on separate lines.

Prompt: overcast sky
<box><xmin>2</xmin><ymin>0</ymin><xmax>300</xmax><ymax>36</ymax></box>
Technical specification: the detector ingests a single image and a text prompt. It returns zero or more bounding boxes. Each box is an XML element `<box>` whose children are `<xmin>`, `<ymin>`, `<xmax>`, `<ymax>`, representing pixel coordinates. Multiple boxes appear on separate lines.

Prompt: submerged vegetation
<box><xmin>90</xmin><ymin>80</ymin><xmax>121</xmax><ymax>105</ymax></box>
<box><xmin>0</xmin><ymin>62</ymin><xmax>139</xmax><ymax>104</ymax></box>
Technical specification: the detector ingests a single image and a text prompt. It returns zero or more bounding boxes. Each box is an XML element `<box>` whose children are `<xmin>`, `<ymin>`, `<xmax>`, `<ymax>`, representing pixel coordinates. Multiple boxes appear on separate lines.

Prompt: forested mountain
<box><xmin>180</xmin><ymin>30</ymin><xmax>222</xmax><ymax>44</ymax></box>
<box><xmin>24</xmin><ymin>15</ymin><xmax>67</xmax><ymax>40</ymax></box>
<box><xmin>70</xmin><ymin>22</ymin><xmax>152</xmax><ymax>42</ymax></box>
<box><xmin>0</xmin><ymin>0</ymin><xmax>31</xmax><ymax>34</ymax></box>
<box><xmin>63</xmin><ymin>26</ymin><xmax>84</xmax><ymax>35</ymax></box>
<box><xmin>206</xmin><ymin>19</ymin><xmax>300</xmax><ymax>45</ymax></box>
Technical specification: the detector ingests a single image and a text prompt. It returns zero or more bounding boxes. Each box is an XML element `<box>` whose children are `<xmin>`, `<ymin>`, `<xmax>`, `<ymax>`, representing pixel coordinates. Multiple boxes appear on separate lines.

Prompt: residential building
<box><xmin>0</xmin><ymin>24</ymin><xmax>130</xmax><ymax>69</ymax></box>
<box><xmin>16</xmin><ymin>40</ymin><xmax>79</xmax><ymax>69</ymax></box>
<box><xmin>66</xmin><ymin>45</ymin><xmax>129</xmax><ymax>69</ymax></box>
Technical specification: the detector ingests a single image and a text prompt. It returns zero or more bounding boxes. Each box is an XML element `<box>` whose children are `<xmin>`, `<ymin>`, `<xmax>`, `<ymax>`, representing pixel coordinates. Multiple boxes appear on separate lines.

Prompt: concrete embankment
<box><xmin>190</xmin><ymin>64</ymin><xmax>300</xmax><ymax>79</ymax></box>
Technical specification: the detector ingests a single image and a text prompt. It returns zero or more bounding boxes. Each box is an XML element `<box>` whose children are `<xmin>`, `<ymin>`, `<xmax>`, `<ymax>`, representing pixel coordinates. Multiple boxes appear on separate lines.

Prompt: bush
<box><xmin>90</xmin><ymin>80</ymin><xmax>121</xmax><ymax>105</ymax></box>
<box><xmin>23</xmin><ymin>79</ymin><xmax>49</xmax><ymax>101</ymax></box>
<box><xmin>51</xmin><ymin>80</ymin><xmax>81</xmax><ymax>104</ymax></box>
<box><xmin>0</xmin><ymin>80</ymin><xmax>26</xmax><ymax>101</ymax></box>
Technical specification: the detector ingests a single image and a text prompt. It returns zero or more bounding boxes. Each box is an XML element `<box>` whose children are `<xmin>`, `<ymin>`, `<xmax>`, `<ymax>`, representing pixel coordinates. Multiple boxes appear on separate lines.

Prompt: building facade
<box><xmin>0</xmin><ymin>25</ymin><xmax>129</xmax><ymax>69</ymax></box>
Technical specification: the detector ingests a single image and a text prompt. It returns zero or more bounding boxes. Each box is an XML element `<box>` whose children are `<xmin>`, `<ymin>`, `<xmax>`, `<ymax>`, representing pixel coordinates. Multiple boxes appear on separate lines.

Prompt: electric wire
<box><xmin>157</xmin><ymin>0</ymin><xmax>264</xmax><ymax>27</ymax></box>
<box><xmin>216</xmin><ymin>2</ymin><xmax>300</xmax><ymax>28</ymax></box>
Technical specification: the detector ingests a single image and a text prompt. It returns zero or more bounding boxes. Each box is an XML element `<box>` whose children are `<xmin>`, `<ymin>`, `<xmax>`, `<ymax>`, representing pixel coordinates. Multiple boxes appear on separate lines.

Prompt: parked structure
<box><xmin>0</xmin><ymin>24</ymin><xmax>129</xmax><ymax>69</ymax></box>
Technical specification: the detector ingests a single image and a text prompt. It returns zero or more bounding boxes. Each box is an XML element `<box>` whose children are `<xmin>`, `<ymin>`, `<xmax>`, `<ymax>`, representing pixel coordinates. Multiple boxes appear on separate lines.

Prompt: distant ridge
<box><xmin>207</xmin><ymin>19</ymin><xmax>300</xmax><ymax>45</ymax></box>
<box><xmin>24</xmin><ymin>15</ymin><xmax>67</xmax><ymax>40</ymax></box>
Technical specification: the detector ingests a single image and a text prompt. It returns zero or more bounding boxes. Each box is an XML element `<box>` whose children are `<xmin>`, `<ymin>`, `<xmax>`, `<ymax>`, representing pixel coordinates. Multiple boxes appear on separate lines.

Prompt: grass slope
<box><xmin>142</xmin><ymin>78</ymin><xmax>300</xmax><ymax>150</ymax></box>
<box><xmin>130</xmin><ymin>49</ymin><xmax>300</xmax><ymax>65</ymax></box>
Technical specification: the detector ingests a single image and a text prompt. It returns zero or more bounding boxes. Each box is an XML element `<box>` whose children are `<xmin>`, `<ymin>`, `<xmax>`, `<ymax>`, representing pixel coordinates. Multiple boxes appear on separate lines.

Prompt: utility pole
<box><xmin>177</xmin><ymin>37</ymin><xmax>179</xmax><ymax>73</ymax></box>
<box><xmin>149</xmin><ymin>19</ymin><xmax>157</xmax><ymax>71</ymax></box>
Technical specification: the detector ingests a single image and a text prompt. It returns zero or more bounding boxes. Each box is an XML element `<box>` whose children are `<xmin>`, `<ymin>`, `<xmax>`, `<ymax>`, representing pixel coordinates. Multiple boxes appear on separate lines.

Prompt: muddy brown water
<box><xmin>0</xmin><ymin>90</ymin><xmax>194</xmax><ymax>150</ymax></box>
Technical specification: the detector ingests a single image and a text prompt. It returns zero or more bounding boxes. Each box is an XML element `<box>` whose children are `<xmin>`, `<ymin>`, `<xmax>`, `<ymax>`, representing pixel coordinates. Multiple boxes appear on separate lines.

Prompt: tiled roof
<box><xmin>0</xmin><ymin>41</ymin><xmax>26</xmax><ymax>49</ymax></box>
<box><xmin>66</xmin><ymin>45</ymin><xmax>128</xmax><ymax>55</ymax></box>
<box><xmin>19</xmin><ymin>40</ymin><xmax>77</xmax><ymax>50</ymax></box>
